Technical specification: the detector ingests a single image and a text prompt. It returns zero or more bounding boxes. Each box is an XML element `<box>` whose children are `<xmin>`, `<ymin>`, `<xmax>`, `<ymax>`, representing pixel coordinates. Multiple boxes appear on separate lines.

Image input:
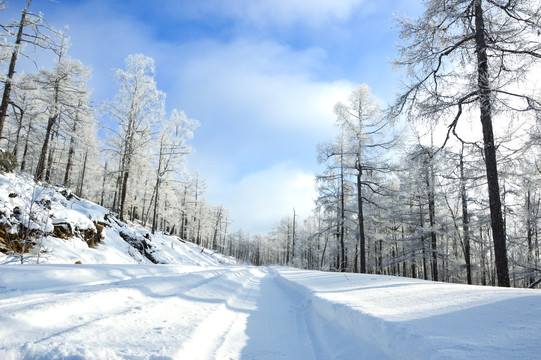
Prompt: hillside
<box><xmin>0</xmin><ymin>172</ymin><xmax>234</xmax><ymax>266</ymax></box>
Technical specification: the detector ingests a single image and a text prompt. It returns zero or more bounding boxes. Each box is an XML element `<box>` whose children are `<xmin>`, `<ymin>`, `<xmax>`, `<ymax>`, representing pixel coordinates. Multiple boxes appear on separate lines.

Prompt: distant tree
<box><xmin>393</xmin><ymin>0</ymin><xmax>541</xmax><ymax>287</ymax></box>
<box><xmin>317</xmin><ymin>132</ymin><xmax>355</xmax><ymax>272</ymax></box>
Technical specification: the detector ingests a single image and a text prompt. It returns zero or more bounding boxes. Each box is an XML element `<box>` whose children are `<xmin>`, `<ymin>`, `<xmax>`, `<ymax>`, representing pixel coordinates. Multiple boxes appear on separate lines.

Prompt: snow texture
<box><xmin>1</xmin><ymin>172</ymin><xmax>540</xmax><ymax>359</ymax></box>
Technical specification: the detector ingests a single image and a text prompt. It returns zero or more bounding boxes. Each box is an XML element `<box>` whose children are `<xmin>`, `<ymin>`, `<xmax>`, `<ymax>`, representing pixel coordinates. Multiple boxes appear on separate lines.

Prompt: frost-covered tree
<box><xmin>33</xmin><ymin>40</ymin><xmax>91</xmax><ymax>182</ymax></box>
<box><xmin>393</xmin><ymin>0</ymin><xmax>541</xmax><ymax>287</ymax></box>
<box><xmin>334</xmin><ymin>84</ymin><xmax>395</xmax><ymax>273</ymax></box>
<box><xmin>104</xmin><ymin>54</ymin><xmax>165</xmax><ymax>221</ymax></box>
<box><xmin>0</xmin><ymin>0</ymin><xmax>60</xmax><ymax>138</ymax></box>
<box><xmin>151</xmin><ymin>110</ymin><xmax>198</xmax><ymax>234</ymax></box>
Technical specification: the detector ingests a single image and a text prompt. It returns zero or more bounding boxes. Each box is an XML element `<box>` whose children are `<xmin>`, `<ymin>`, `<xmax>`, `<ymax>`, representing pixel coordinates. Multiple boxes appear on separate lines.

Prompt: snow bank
<box><xmin>274</xmin><ymin>267</ymin><xmax>541</xmax><ymax>360</ymax></box>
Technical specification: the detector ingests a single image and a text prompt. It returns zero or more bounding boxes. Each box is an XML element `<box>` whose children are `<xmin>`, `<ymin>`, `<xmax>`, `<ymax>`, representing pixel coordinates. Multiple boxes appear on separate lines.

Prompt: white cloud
<box><xmin>161</xmin><ymin>0</ymin><xmax>366</xmax><ymax>27</ymax></box>
<box><xmin>175</xmin><ymin>40</ymin><xmax>354</xmax><ymax>136</ymax></box>
<box><xmin>225</xmin><ymin>0</ymin><xmax>365</xmax><ymax>27</ymax></box>
<box><xmin>218</xmin><ymin>163</ymin><xmax>317</xmax><ymax>234</ymax></box>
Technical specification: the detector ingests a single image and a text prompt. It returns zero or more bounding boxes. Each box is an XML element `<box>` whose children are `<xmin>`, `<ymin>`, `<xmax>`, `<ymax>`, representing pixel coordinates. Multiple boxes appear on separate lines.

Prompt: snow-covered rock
<box><xmin>0</xmin><ymin>172</ymin><xmax>235</xmax><ymax>266</ymax></box>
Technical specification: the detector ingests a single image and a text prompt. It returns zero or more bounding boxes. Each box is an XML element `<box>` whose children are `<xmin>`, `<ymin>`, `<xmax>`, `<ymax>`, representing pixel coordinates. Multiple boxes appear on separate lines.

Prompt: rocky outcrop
<box><xmin>119</xmin><ymin>230</ymin><xmax>163</xmax><ymax>264</ymax></box>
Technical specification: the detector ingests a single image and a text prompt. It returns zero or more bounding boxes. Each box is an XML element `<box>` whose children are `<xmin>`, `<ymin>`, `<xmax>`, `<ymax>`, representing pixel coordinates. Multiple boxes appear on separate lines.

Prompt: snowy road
<box><xmin>0</xmin><ymin>265</ymin><xmax>385</xmax><ymax>360</ymax></box>
<box><xmin>1</xmin><ymin>264</ymin><xmax>541</xmax><ymax>359</ymax></box>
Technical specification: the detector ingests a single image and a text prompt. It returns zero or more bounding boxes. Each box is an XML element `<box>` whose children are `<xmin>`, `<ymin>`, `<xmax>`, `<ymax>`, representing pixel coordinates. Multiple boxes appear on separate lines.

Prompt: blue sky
<box><xmin>4</xmin><ymin>0</ymin><xmax>423</xmax><ymax>234</ymax></box>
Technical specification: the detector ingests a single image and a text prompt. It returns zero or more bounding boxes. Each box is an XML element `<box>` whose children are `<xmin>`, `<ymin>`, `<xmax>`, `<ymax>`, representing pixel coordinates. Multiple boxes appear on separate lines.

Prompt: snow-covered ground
<box><xmin>1</xmin><ymin>264</ymin><xmax>540</xmax><ymax>359</ymax></box>
<box><xmin>1</xmin><ymin>173</ymin><xmax>541</xmax><ymax>359</ymax></box>
<box><xmin>0</xmin><ymin>172</ymin><xmax>234</xmax><ymax>267</ymax></box>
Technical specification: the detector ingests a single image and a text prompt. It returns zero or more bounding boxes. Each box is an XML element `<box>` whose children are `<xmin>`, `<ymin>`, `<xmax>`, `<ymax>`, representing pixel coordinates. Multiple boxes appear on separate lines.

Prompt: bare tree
<box><xmin>334</xmin><ymin>84</ymin><xmax>395</xmax><ymax>273</ymax></box>
<box><xmin>392</xmin><ymin>0</ymin><xmax>541</xmax><ymax>287</ymax></box>
<box><xmin>151</xmin><ymin>109</ymin><xmax>198</xmax><ymax>234</ymax></box>
<box><xmin>0</xmin><ymin>0</ymin><xmax>60</xmax><ymax>139</ymax></box>
<box><xmin>33</xmin><ymin>39</ymin><xmax>90</xmax><ymax>182</ymax></box>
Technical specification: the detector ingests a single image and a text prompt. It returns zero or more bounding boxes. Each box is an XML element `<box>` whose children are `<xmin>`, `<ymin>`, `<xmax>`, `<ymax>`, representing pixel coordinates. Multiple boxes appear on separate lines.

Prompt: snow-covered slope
<box><xmin>0</xmin><ymin>172</ymin><xmax>234</xmax><ymax>266</ymax></box>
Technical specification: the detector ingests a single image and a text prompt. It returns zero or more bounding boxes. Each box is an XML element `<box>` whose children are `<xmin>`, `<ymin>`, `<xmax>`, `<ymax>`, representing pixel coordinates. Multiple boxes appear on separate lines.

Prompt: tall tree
<box><xmin>104</xmin><ymin>54</ymin><xmax>165</xmax><ymax>221</ymax></box>
<box><xmin>34</xmin><ymin>41</ymin><xmax>91</xmax><ymax>182</ymax></box>
<box><xmin>334</xmin><ymin>84</ymin><xmax>394</xmax><ymax>273</ymax></box>
<box><xmin>151</xmin><ymin>109</ymin><xmax>198</xmax><ymax>234</ymax></box>
<box><xmin>393</xmin><ymin>0</ymin><xmax>541</xmax><ymax>287</ymax></box>
<box><xmin>0</xmin><ymin>0</ymin><xmax>59</xmax><ymax>138</ymax></box>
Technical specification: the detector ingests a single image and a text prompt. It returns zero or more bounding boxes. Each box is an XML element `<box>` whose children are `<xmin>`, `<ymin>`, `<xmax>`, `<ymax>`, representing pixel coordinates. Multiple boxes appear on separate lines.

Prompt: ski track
<box><xmin>0</xmin><ymin>265</ymin><xmax>387</xmax><ymax>359</ymax></box>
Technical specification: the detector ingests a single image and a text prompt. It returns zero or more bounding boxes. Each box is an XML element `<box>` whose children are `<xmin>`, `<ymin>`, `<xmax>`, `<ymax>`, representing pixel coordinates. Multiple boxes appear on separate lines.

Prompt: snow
<box><xmin>1</xmin><ymin>265</ymin><xmax>540</xmax><ymax>359</ymax></box>
<box><xmin>1</xmin><ymin>172</ymin><xmax>541</xmax><ymax>359</ymax></box>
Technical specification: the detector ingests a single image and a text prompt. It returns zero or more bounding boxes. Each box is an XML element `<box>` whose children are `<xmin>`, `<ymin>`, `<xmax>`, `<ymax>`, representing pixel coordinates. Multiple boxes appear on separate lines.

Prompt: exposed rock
<box><xmin>119</xmin><ymin>230</ymin><xmax>163</xmax><ymax>264</ymax></box>
<box><xmin>53</xmin><ymin>222</ymin><xmax>73</xmax><ymax>239</ymax></box>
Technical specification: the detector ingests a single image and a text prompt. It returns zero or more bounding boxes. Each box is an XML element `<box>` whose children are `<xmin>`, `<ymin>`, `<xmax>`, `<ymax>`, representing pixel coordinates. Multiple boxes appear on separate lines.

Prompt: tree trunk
<box><xmin>460</xmin><ymin>147</ymin><xmax>472</xmax><ymax>284</ymax></box>
<box><xmin>419</xmin><ymin>201</ymin><xmax>428</xmax><ymax>280</ymax></box>
<box><xmin>151</xmin><ymin>178</ymin><xmax>160</xmax><ymax>234</ymax></box>
<box><xmin>77</xmin><ymin>149</ymin><xmax>88</xmax><ymax>198</ymax></box>
<box><xmin>20</xmin><ymin>116</ymin><xmax>33</xmax><ymax>172</ymax></box>
<box><xmin>64</xmin><ymin>129</ymin><xmax>77</xmax><ymax>188</ymax></box>
<box><xmin>0</xmin><ymin>0</ymin><xmax>32</xmax><ymax>139</ymax></box>
<box><xmin>10</xmin><ymin>102</ymin><xmax>24</xmax><ymax>156</ymax></box>
<box><xmin>357</xmin><ymin>160</ymin><xmax>367</xmax><ymax>273</ymax></box>
<box><xmin>119</xmin><ymin>169</ymin><xmax>129</xmax><ymax>221</ymax></box>
<box><xmin>100</xmin><ymin>162</ymin><xmax>107</xmax><ymax>206</ymax></box>
<box><xmin>35</xmin><ymin>115</ymin><xmax>57</xmax><ymax>182</ymax></box>
<box><xmin>526</xmin><ymin>189</ymin><xmax>535</xmax><ymax>285</ymax></box>
<box><xmin>426</xmin><ymin>161</ymin><xmax>438</xmax><ymax>281</ymax></box>
<box><xmin>475</xmin><ymin>0</ymin><xmax>510</xmax><ymax>287</ymax></box>
<box><xmin>45</xmin><ymin>128</ymin><xmax>57</xmax><ymax>183</ymax></box>
<box><xmin>292</xmin><ymin>208</ymin><xmax>296</xmax><ymax>260</ymax></box>
<box><xmin>339</xmin><ymin>149</ymin><xmax>346</xmax><ymax>272</ymax></box>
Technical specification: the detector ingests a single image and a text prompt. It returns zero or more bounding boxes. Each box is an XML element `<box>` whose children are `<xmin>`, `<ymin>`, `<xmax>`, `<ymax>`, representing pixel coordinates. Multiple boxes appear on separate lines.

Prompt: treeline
<box><xmin>234</xmin><ymin>0</ymin><xmax>541</xmax><ymax>289</ymax></box>
<box><xmin>0</xmin><ymin>1</ymin><xmax>231</xmax><ymax>249</ymax></box>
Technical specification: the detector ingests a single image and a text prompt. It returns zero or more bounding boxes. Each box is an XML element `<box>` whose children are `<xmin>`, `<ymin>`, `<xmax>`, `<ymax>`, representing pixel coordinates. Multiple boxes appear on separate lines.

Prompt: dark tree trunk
<box><xmin>426</xmin><ymin>162</ymin><xmax>438</xmax><ymax>282</ymax></box>
<box><xmin>151</xmin><ymin>178</ymin><xmax>160</xmax><ymax>234</ymax></box>
<box><xmin>10</xmin><ymin>102</ymin><xmax>24</xmax><ymax>156</ymax></box>
<box><xmin>292</xmin><ymin>208</ymin><xmax>296</xmax><ymax>260</ymax></box>
<box><xmin>77</xmin><ymin>149</ymin><xmax>88</xmax><ymax>198</ymax></box>
<box><xmin>475</xmin><ymin>0</ymin><xmax>510</xmax><ymax>287</ymax></box>
<box><xmin>526</xmin><ymin>189</ymin><xmax>535</xmax><ymax>285</ymax></box>
<box><xmin>460</xmin><ymin>147</ymin><xmax>472</xmax><ymax>284</ymax></box>
<box><xmin>356</xmin><ymin>160</ymin><xmax>367</xmax><ymax>273</ymax></box>
<box><xmin>45</xmin><ymin>128</ymin><xmax>57</xmax><ymax>183</ymax></box>
<box><xmin>119</xmin><ymin>169</ymin><xmax>129</xmax><ymax>222</ymax></box>
<box><xmin>64</xmin><ymin>130</ymin><xmax>77</xmax><ymax>187</ymax></box>
<box><xmin>339</xmin><ymin>150</ymin><xmax>346</xmax><ymax>272</ymax></box>
<box><xmin>419</xmin><ymin>201</ymin><xmax>428</xmax><ymax>281</ymax></box>
<box><xmin>35</xmin><ymin>115</ymin><xmax>57</xmax><ymax>182</ymax></box>
<box><xmin>20</xmin><ymin>116</ymin><xmax>33</xmax><ymax>172</ymax></box>
<box><xmin>0</xmin><ymin>0</ymin><xmax>32</xmax><ymax>139</ymax></box>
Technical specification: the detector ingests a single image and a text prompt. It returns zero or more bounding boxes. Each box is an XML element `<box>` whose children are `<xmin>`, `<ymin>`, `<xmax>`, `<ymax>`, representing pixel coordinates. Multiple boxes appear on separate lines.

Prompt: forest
<box><xmin>1</xmin><ymin>0</ymin><xmax>540</xmax><ymax>288</ymax></box>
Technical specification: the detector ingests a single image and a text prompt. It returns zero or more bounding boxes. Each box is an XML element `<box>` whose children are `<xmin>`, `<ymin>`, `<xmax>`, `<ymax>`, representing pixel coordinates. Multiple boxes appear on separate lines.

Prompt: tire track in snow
<box><xmin>0</xmin><ymin>267</ymin><xmax>242</xmax><ymax>357</ymax></box>
<box><xmin>239</xmin><ymin>268</ymin><xmax>334</xmax><ymax>360</ymax></box>
<box><xmin>173</xmin><ymin>267</ymin><xmax>264</xmax><ymax>360</ymax></box>
<box><xmin>272</xmin><ymin>268</ymin><xmax>392</xmax><ymax>360</ymax></box>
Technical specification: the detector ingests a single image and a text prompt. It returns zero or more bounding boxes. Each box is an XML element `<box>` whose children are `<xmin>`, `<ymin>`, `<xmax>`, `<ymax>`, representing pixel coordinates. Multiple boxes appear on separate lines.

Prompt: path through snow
<box><xmin>1</xmin><ymin>264</ymin><xmax>540</xmax><ymax>359</ymax></box>
<box><xmin>0</xmin><ymin>265</ymin><xmax>385</xmax><ymax>360</ymax></box>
